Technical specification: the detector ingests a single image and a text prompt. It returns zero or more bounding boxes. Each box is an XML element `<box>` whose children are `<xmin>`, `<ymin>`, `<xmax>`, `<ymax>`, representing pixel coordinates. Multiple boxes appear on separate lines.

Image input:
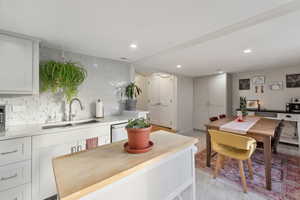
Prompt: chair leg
<box><xmin>220</xmin><ymin>155</ymin><xmax>226</xmax><ymax>169</ymax></box>
<box><xmin>213</xmin><ymin>154</ymin><xmax>222</xmax><ymax>179</ymax></box>
<box><xmin>238</xmin><ymin>160</ymin><xmax>248</xmax><ymax>193</ymax></box>
<box><xmin>247</xmin><ymin>159</ymin><xmax>254</xmax><ymax>180</ymax></box>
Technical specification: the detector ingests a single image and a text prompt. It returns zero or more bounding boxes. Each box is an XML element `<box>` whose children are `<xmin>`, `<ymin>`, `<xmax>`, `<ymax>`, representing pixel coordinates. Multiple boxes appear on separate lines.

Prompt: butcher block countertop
<box><xmin>52</xmin><ymin>131</ymin><xmax>198</xmax><ymax>200</ymax></box>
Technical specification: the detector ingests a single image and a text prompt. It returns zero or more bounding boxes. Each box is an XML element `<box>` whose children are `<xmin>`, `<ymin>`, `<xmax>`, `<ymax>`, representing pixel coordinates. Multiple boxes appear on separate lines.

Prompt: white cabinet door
<box><xmin>148</xmin><ymin>75</ymin><xmax>161</xmax><ymax>125</ymax></box>
<box><xmin>0</xmin><ymin>137</ymin><xmax>31</xmax><ymax>166</ymax></box>
<box><xmin>208</xmin><ymin>74</ymin><xmax>226</xmax><ymax>107</ymax></box>
<box><xmin>32</xmin><ymin>140</ymin><xmax>78</xmax><ymax>200</ymax></box>
<box><xmin>148</xmin><ymin>74</ymin><xmax>175</xmax><ymax>128</ymax></box>
<box><xmin>159</xmin><ymin>76</ymin><xmax>174</xmax><ymax>128</ymax></box>
<box><xmin>0</xmin><ymin>183</ymin><xmax>31</xmax><ymax>200</ymax></box>
<box><xmin>193</xmin><ymin>78</ymin><xmax>209</xmax><ymax>130</ymax></box>
<box><xmin>0</xmin><ymin>34</ymin><xmax>39</xmax><ymax>94</ymax></box>
<box><xmin>32</xmin><ymin>125</ymin><xmax>111</xmax><ymax>200</ymax></box>
<box><xmin>193</xmin><ymin>74</ymin><xmax>228</xmax><ymax>130</ymax></box>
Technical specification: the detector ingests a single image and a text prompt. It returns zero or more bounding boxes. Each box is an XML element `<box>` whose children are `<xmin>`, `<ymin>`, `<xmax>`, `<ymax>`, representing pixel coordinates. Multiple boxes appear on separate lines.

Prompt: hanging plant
<box><xmin>40</xmin><ymin>60</ymin><xmax>87</xmax><ymax>102</ymax></box>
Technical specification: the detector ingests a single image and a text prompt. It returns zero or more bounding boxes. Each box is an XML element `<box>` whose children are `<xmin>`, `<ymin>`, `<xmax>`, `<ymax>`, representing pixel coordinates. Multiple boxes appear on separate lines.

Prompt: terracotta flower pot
<box><xmin>126</xmin><ymin>126</ymin><xmax>152</xmax><ymax>149</ymax></box>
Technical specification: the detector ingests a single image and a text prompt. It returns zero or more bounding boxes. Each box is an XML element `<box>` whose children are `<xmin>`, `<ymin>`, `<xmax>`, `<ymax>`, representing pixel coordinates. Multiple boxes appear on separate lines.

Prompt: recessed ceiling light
<box><xmin>216</xmin><ymin>69</ymin><xmax>224</xmax><ymax>74</ymax></box>
<box><xmin>176</xmin><ymin>65</ymin><xmax>182</xmax><ymax>68</ymax></box>
<box><xmin>243</xmin><ymin>49</ymin><xmax>252</xmax><ymax>54</ymax></box>
<box><xmin>130</xmin><ymin>43</ymin><xmax>138</xmax><ymax>49</ymax></box>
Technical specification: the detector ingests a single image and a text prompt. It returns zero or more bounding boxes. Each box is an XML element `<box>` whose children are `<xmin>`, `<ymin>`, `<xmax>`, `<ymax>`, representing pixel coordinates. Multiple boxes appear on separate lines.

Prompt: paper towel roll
<box><xmin>96</xmin><ymin>99</ymin><xmax>104</xmax><ymax>118</ymax></box>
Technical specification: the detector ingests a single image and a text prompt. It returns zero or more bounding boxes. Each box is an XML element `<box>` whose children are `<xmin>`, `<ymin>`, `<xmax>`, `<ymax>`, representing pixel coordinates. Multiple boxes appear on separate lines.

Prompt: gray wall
<box><xmin>232</xmin><ymin>65</ymin><xmax>300</xmax><ymax>113</ymax></box>
<box><xmin>0</xmin><ymin>47</ymin><xmax>131</xmax><ymax>126</ymax></box>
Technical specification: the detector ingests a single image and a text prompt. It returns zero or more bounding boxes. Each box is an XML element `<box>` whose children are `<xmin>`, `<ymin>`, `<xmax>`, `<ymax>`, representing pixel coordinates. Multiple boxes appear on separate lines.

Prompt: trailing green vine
<box><xmin>40</xmin><ymin>60</ymin><xmax>87</xmax><ymax>102</ymax></box>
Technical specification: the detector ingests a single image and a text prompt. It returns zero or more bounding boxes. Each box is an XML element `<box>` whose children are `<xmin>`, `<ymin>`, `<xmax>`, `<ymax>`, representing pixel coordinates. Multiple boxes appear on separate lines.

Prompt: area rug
<box><xmin>195</xmin><ymin>149</ymin><xmax>300</xmax><ymax>200</ymax></box>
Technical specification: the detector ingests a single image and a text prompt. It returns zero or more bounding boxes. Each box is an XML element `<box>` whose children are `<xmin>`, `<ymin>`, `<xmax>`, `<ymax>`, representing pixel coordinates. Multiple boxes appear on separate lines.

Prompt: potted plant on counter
<box><xmin>124</xmin><ymin>118</ymin><xmax>153</xmax><ymax>154</ymax></box>
<box><xmin>240</xmin><ymin>96</ymin><xmax>248</xmax><ymax>116</ymax></box>
<box><xmin>125</xmin><ymin>82</ymin><xmax>142</xmax><ymax>110</ymax></box>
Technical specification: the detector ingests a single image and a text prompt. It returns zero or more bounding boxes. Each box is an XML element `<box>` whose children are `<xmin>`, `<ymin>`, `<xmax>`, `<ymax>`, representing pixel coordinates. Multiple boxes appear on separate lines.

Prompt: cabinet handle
<box><xmin>1</xmin><ymin>150</ymin><xmax>18</xmax><ymax>155</ymax></box>
<box><xmin>1</xmin><ymin>173</ymin><xmax>17</xmax><ymax>181</ymax></box>
<box><xmin>286</xmin><ymin>115</ymin><xmax>291</xmax><ymax>118</ymax></box>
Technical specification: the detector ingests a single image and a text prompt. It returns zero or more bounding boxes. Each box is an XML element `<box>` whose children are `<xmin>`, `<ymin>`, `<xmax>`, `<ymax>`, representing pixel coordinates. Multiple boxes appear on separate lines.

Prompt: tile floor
<box><xmin>180</xmin><ymin>130</ymin><xmax>299</xmax><ymax>200</ymax></box>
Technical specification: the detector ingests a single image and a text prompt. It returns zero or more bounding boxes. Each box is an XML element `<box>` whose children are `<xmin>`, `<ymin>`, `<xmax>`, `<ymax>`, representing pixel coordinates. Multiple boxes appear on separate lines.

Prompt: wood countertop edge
<box><xmin>58</xmin><ymin>138</ymin><xmax>198</xmax><ymax>200</ymax></box>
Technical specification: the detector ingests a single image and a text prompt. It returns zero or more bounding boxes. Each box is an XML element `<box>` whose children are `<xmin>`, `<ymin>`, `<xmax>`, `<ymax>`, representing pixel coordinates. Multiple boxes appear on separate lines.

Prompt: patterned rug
<box><xmin>195</xmin><ymin>149</ymin><xmax>300</xmax><ymax>200</ymax></box>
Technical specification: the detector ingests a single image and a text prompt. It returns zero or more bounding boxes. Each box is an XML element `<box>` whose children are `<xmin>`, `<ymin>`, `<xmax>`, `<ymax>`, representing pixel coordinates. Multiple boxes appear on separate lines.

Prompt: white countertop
<box><xmin>0</xmin><ymin>114</ymin><xmax>136</xmax><ymax>140</ymax></box>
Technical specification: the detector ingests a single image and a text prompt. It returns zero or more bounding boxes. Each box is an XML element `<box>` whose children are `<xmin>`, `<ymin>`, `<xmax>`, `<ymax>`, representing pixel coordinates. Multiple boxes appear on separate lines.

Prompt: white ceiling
<box><xmin>1</xmin><ymin>0</ymin><xmax>300</xmax><ymax>76</ymax></box>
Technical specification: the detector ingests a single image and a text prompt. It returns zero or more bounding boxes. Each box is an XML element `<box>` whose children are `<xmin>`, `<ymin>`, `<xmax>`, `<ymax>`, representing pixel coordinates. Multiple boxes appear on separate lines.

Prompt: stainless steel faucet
<box><xmin>69</xmin><ymin>98</ymin><xmax>84</xmax><ymax>121</ymax></box>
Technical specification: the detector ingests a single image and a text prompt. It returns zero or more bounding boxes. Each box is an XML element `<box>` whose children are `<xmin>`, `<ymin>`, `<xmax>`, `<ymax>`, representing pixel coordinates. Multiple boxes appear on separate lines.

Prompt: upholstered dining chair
<box><xmin>208</xmin><ymin>129</ymin><xmax>257</xmax><ymax>193</ymax></box>
<box><xmin>219</xmin><ymin>114</ymin><xmax>226</xmax><ymax>119</ymax></box>
<box><xmin>209</xmin><ymin>116</ymin><xmax>219</xmax><ymax>122</ymax></box>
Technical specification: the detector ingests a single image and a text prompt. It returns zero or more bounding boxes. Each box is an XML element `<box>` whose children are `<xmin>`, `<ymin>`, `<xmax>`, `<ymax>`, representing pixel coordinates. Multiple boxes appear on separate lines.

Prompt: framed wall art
<box><xmin>286</xmin><ymin>74</ymin><xmax>300</xmax><ymax>88</ymax></box>
<box><xmin>269</xmin><ymin>81</ymin><xmax>283</xmax><ymax>91</ymax></box>
<box><xmin>252</xmin><ymin>76</ymin><xmax>265</xmax><ymax>86</ymax></box>
<box><xmin>239</xmin><ymin>79</ymin><xmax>250</xmax><ymax>90</ymax></box>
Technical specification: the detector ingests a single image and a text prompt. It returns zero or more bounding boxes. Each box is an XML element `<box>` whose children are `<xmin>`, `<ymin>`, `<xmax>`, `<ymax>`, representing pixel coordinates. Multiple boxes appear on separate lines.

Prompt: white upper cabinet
<box><xmin>0</xmin><ymin>33</ymin><xmax>39</xmax><ymax>94</ymax></box>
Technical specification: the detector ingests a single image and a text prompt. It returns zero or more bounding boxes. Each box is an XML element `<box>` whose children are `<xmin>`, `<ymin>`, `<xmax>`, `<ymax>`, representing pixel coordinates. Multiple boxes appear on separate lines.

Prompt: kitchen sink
<box><xmin>72</xmin><ymin>119</ymin><xmax>99</xmax><ymax>126</ymax></box>
<box><xmin>42</xmin><ymin>119</ymin><xmax>100</xmax><ymax>130</ymax></box>
<box><xmin>42</xmin><ymin>123</ymin><xmax>73</xmax><ymax>129</ymax></box>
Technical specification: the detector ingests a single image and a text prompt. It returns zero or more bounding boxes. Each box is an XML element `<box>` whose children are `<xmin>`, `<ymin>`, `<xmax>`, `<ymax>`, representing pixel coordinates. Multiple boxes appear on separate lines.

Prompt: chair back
<box><xmin>209</xmin><ymin>116</ymin><xmax>219</xmax><ymax>122</ymax></box>
<box><xmin>208</xmin><ymin>129</ymin><xmax>256</xmax><ymax>150</ymax></box>
<box><xmin>272</xmin><ymin>120</ymin><xmax>284</xmax><ymax>147</ymax></box>
<box><xmin>219</xmin><ymin>114</ymin><xmax>226</xmax><ymax>119</ymax></box>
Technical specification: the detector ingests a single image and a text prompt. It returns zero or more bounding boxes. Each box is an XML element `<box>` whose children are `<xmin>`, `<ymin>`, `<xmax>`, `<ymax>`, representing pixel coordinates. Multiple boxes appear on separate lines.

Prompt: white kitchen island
<box><xmin>52</xmin><ymin>131</ymin><xmax>198</xmax><ymax>200</ymax></box>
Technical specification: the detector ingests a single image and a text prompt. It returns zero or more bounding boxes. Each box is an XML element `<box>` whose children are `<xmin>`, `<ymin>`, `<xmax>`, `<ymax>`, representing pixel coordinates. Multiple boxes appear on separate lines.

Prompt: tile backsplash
<box><xmin>0</xmin><ymin>47</ymin><xmax>131</xmax><ymax>126</ymax></box>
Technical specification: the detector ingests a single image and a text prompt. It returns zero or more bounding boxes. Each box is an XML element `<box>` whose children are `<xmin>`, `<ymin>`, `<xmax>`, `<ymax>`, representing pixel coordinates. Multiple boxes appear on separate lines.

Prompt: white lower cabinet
<box><xmin>32</xmin><ymin>124</ymin><xmax>111</xmax><ymax>200</ymax></box>
<box><xmin>0</xmin><ymin>137</ymin><xmax>31</xmax><ymax>166</ymax></box>
<box><xmin>0</xmin><ymin>183</ymin><xmax>31</xmax><ymax>200</ymax></box>
<box><xmin>0</xmin><ymin>160</ymin><xmax>31</xmax><ymax>192</ymax></box>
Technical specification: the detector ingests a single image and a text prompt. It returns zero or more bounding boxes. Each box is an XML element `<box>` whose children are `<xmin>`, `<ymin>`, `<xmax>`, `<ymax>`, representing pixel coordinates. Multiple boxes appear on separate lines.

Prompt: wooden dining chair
<box><xmin>256</xmin><ymin>120</ymin><xmax>284</xmax><ymax>154</ymax></box>
<box><xmin>219</xmin><ymin>114</ymin><xmax>226</xmax><ymax>119</ymax></box>
<box><xmin>209</xmin><ymin>116</ymin><xmax>219</xmax><ymax>122</ymax></box>
<box><xmin>208</xmin><ymin>129</ymin><xmax>257</xmax><ymax>193</ymax></box>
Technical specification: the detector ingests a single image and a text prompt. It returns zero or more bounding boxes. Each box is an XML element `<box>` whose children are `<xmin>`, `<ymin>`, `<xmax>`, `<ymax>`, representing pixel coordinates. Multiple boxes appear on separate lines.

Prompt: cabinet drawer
<box><xmin>0</xmin><ymin>137</ymin><xmax>31</xmax><ymax>166</ymax></box>
<box><xmin>0</xmin><ymin>160</ymin><xmax>31</xmax><ymax>191</ymax></box>
<box><xmin>277</xmin><ymin>113</ymin><xmax>299</xmax><ymax>122</ymax></box>
<box><xmin>0</xmin><ymin>183</ymin><xmax>31</xmax><ymax>200</ymax></box>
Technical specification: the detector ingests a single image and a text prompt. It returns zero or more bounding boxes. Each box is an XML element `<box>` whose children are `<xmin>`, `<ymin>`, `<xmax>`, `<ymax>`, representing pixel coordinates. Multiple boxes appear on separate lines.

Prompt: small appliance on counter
<box><xmin>286</xmin><ymin>97</ymin><xmax>300</xmax><ymax>113</ymax></box>
<box><xmin>246</xmin><ymin>100</ymin><xmax>260</xmax><ymax>111</ymax></box>
<box><xmin>0</xmin><ymin>105</ymin><xmax>6</xmax><ymax>132</ymax></box>
<box><xmin>96</xmin><ymin>99</ymin><xmax>104</xmax><ymax>118</ymax></box>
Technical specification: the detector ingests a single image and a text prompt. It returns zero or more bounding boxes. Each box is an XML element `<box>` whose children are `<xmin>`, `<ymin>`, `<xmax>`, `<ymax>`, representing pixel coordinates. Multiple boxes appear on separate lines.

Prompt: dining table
<box><xmin>205</xmin><ymin>116</ymin><xmax>281</xmax><ymax>191</ymax></box>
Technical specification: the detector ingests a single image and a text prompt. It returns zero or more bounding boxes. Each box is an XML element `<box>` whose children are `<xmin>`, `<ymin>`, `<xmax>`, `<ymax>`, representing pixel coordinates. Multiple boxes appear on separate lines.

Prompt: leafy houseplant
<box><xmin>125</xmin><ymin>82</ymin><xmax>142</xmax><ymax>110</ymax></box>
<box><xmin>40</xmin><ymin>60</ymin><xmax>87</xmax><ymax>102</ymax></box>
<box><xmin>240</xmin><ymin>96</ymin><xmax>248</xmax><ymax>116</ymax></box>
<box><xmin>126</xmin><ymin>118</ymin><xmax>152</xmax><ymax>151</ymax></box>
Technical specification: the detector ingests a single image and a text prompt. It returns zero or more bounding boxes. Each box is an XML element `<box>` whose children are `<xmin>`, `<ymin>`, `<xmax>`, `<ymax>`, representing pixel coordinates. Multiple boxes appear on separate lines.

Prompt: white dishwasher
<box><xmin>111</xmin><ymin>122</ymin><xmax>128</xmax><ymax>142</ymax></box>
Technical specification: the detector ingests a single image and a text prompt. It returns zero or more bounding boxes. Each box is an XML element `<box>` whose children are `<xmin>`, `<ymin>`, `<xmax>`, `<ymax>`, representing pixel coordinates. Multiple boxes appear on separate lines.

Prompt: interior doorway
<box><xmin>135</xmin><ymin>72</ymin><xmax>177</xmax><ymax>130</ymax></box>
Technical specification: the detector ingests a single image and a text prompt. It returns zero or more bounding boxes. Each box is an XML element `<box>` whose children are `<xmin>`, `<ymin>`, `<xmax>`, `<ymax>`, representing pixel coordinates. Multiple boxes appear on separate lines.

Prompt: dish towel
<box><xmin>220</xmin><ymin>117</ymin><xmax>260</xmax><ymax>134</ymax></box>
<box><xmin>86</xmin><ymin>137</ymin><xmax>98</xmax><ymax>150</ymax></box>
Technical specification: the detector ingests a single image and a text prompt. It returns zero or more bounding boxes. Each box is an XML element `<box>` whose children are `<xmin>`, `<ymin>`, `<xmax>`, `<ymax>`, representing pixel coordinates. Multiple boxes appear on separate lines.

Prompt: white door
<box><xmin>159</xmin><ymin>75</ymin><xmax>174</xmax><ymax>127</ymax></box>
<box><xmin>148</xmin><ymin>75</ymin><xmax>161</xmax><ymax>125</ymax></box>
<box><xmin>148</xmin><ymin>74</ymin><xmax>174</xmax><ymax>128</ymax></box>
<box><xmin>0</xmin><ymin>34</ymin><xmax>33</xmax><ymax>92</ymax></box>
